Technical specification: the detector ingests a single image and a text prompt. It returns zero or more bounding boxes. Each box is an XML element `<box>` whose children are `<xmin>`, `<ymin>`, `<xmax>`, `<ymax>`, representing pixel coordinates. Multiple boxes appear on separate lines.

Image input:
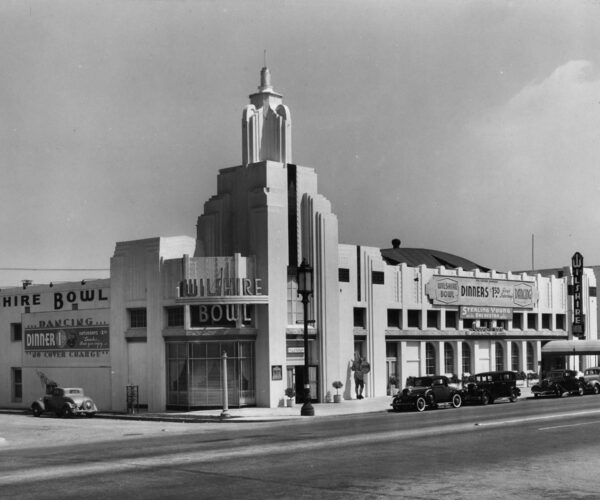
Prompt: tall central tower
<box><xmin>195</xmin><ymin>67</ymin><xmax>341</xmax><ymax>408</ymax></box>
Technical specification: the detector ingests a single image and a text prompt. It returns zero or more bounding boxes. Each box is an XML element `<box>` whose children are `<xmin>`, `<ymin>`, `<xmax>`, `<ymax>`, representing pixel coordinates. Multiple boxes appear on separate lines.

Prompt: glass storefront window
<box><xmin>166</xmin><ymin>341</ymin><xmax>255</xmax><ymax>409</ymax></box>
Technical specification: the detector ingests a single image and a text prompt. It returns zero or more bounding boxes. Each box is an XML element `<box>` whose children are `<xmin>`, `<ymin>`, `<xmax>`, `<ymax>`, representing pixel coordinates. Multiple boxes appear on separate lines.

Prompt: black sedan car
<box><xmin>531</xmin><ymin>369</ymin><xmax>585</xmax><ymax>398</ymax></box>
<box><xmin>392</xmin><ymin>375</ymin><xmax>463</xmax><ymax>412</ymax></box>
<box><xmin>463</xmin><ymin>370</ymin><xmax>521</xmax><ymax>405</ymax></box>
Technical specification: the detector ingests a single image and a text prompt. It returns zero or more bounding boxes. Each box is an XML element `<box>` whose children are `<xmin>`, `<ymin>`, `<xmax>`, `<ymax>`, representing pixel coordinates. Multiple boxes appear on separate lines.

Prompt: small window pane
<box><xmin>166</xmin><ymin>306</ymin><xmax>184</xmax><ymax>327</ymax></box>
<box><xmin>353</xmin><ymin>308</ymin><xmax>366</xmax><ymax>328</ymax></box>
<box><xmin>11</xmin><ymin>323</ymin><xmax>22</xmax><ymax>342</ymax></box>
<box><xmin>129</xmin><ymin>308</ymin><xmax>147</xmax><ymax>328</ymax></box>
<box><xmin>387</xmin><ymin>309</ymin><xmax>401</xmax><ymax>328</ymax></box>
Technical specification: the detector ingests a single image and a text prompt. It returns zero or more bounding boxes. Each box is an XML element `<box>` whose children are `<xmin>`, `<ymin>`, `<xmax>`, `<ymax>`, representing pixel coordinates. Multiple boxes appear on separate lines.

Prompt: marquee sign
<box><xmin>176</xmin><ymin>254</ymin><xmax>268</xmax><ymax>304</ymax></box>
<box><xmin>426</xmin><ymin>276</ymin><xmax>538</xmax><ymax>308</ymax></box>
<box><xmin>572</xmin><ymin>252</ymin><xmax>585</xmax><ymax>339</ymax></box>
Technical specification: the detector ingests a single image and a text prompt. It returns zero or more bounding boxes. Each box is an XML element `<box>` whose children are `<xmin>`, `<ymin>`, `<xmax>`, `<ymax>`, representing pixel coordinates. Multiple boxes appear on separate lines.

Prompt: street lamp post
<box><xmin>297</xmin><ymin>258</ymin><xmax>315</xmax><ymax>416</ymax></box>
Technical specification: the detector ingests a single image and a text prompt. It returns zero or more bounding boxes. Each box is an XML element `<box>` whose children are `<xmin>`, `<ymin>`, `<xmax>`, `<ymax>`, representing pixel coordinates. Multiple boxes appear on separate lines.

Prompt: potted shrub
<box><xmin>285</xmin><ymin>387</ymin><xmax>295</xmax><ymax>407</ymax></box>
<box><xmin>325</xmin><ymin>390</ymin><xmax>333</xmax><ymax>403</ymax></box>
<box><xmin>332</xmin><ymin>381</ymin><xmax>343</xmax><ymax>403</ymax></box>
<box><xmin>389</xmin><ymin>375</ymin><xmax>399</xmax><ymax>395</ymax></box>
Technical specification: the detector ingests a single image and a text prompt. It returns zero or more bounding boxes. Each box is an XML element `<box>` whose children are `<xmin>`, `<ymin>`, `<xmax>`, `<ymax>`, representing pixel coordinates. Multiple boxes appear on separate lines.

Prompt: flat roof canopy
<box><xmin>542</xmin><ymin>340</ymin><xmax>600</xmax><ymax>355</ymax></box>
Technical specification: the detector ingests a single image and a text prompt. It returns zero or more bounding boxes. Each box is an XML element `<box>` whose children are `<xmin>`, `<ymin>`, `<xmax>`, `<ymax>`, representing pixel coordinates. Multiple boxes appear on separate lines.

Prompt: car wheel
<box><xmin>534</xmin><ymin>393</ymin><xmax>539</xmax><ymax>398</ymax></box>
<box><xmin>61</xmin><ymin>405</ymin><xmax>73</xmax><ymax>418</ymax></box>
<box><xmin>481</xmin><ymin>392</ymin><xmax>490</xmax><ymax>405</ymax></box>
<box><xmin>593</xmin><ymin>385</ymin><xmax>600</xmax><ymax>395</ymax></box>
<box><xmin>31</xmin><ymin>405</ymin><xmax>42</xmax><ymax>417</ymax></box>
<box><xmin>451</xmin><ymin>393</ymin><xmax>462</xmax><ymax>408</ymax></box>
<box><xmin>415</xmin><ymin>397</ymin><xmax>427</xmax><ymax>412</ymax></box>
<box><xmin>577</xmin><ymin>385</ymin><xmax>584</xmax><ymax>396</ymax></box>
<box><xmin>509</xmin><ymin>390</ymin><xmax>518</xmax><ymax>402</ymax></box>
<box><xmin>555</xmin><ymin>387</ymin><xmax>562</xmax><ymax>397</ymax></box>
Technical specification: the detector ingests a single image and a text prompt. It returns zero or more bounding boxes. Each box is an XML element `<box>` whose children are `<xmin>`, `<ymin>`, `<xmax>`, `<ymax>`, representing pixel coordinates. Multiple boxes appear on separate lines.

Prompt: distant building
<box><xmin>1</xmin><ymin>68</ymin><xmax>596</xmax><ymax>411</ymax></box>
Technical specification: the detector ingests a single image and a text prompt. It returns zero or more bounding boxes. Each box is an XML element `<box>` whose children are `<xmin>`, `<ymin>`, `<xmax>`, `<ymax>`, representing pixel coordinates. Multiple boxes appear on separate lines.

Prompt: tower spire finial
<box><xmin>259</xmin><ymin>61</ymin><xmax>272</xmax><ymax>92</ymax></box>
<box><xmin>264</xmin><ymin>49</ymin><xmax>267</xmax><ymax>69</ymax></box>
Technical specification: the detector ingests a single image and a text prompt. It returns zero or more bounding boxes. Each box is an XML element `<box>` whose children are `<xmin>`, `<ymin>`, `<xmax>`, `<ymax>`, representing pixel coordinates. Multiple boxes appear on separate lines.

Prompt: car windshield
<box><xmin>65</xmin><ymin>389</ymin><xmax>83</xmax><ymax>395</ymax></box>
<box><xmin>585</xmin><ymin>369</ymin><xmax>599</xmax><ymax>375</ymax></box>
<box><xmin>548</xmin><ymin>371</ymin><xmax>566</xmax><ymax>380</ymax></box>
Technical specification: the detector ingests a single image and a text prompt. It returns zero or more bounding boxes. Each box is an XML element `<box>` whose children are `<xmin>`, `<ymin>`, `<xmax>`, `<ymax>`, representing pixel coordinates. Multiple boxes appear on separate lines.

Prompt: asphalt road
<box><xmin>2</xmin><ymin>395</ymin><xmax>600</xmax><ymax>499</ymax></box>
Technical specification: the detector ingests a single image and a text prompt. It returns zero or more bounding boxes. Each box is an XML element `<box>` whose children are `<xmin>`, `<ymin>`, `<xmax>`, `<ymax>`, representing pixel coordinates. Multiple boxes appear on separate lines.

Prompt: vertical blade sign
<box><xmin>572</xmin><ymin>252</ymin><xmax>585</xmax><ymax>339</ymax></box>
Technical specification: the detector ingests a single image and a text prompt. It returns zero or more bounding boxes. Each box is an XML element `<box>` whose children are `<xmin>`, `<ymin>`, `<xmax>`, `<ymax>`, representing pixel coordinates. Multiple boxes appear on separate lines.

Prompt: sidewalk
<box><xmin>96</xmin><ymin>386</ymin><xmax>533</xmax><ymax>423</ymax></box>
<box><xmin>1</xmin><ymin>387</ymin><xmax>533</xmax><ymax>424</ymax></box>
<box><xmin>95</xmin><ymin>395</ymin><xmax>394</xmax><ymax>423</ymax></box>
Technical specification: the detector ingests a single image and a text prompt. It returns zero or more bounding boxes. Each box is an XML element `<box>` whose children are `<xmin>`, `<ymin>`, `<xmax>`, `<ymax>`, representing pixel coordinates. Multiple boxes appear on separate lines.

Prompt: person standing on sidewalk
<box><xmin>351</xmin><ymin>353</ymin><xmax>370</xmax><ymax>399</ymax></box>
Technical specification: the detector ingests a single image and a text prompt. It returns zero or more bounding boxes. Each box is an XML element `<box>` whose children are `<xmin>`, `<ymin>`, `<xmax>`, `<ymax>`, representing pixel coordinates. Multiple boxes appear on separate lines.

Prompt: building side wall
<box><xmin>0</xmin><ymin>280</ymin><xmax>110</xmax><ymax>409</ymax></box>
<box><xmin>338</xmin><ymin>244</ymin><xmax>586</xmax><ymax>398</ymax></box>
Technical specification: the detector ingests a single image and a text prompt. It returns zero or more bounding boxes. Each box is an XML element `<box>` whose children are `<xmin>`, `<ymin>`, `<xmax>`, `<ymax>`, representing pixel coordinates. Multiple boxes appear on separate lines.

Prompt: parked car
<box><xmin>391</xmin><ymin>375</ymin><xmax>463</xmax><ymax>412</ymax></box>
<box><xmin>463</xmin><ymin>370</ymin><xmax>521</xmax><ymax>405</ymax></box>
<box><xmin>582</xmin><ymin>367</ymin><xmax>600</xmax><ymax>394</ymax></box>
<box><xmin>31</xmin><ymin>386</ymin><xmax>98</xmax><ymax>418</ymax></box>
<box><xmin>531</xmin><ymin>369</ymin><xmax>585</xmax><ymax>398</ymax></box>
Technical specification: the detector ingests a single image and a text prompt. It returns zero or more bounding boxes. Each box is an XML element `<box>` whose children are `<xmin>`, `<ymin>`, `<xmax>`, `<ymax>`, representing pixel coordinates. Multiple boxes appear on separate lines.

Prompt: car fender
<box><xmin>31</xmin><ymin>398</ymin><xmax>46</xmax><ymax>411</ymax></box>
<box><xmin>63</xmin><ymin>399</ymin><xmax>78</xmax><ymax>409</ymax></box>
<box><xmin>424</xmin><ymin>389</ymin><xmax>435</xmax><ymax>403</ymax></box>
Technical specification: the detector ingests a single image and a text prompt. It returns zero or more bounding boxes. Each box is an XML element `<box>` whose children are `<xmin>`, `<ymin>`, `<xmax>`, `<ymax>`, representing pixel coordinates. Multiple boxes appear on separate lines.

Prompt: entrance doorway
<box><xmin>287</xmin><ymin>365</ymin><xmax>318</xmax><ymax>404</ymax></box>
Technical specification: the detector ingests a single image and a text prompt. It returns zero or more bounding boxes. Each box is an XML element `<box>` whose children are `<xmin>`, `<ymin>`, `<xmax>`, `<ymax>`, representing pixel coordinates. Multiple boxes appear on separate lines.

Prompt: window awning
<box><xmin>542</xmin><ymin>340</ymin><xmax>600</xmax><ymax>355</ymax></box>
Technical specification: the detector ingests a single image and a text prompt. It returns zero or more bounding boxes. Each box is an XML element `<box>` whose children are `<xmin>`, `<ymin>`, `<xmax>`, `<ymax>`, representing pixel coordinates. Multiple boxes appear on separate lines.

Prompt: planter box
<box><xmin>333</xmin><ymin>394</ymin><xmax>342</xmax><ymax>403</ymax></box>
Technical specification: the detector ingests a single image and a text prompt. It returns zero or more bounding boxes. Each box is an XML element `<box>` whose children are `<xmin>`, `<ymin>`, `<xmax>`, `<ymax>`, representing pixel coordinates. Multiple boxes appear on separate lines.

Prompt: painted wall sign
<box><xmin>22</xmin><ymin>309</ymin><xmax>110</xmax><ymax>367</ymax></box>
<box><xmin>460</xmin><ymin>306</ymin><xmax>513</xmax><ymax>320</ymax></box>
<box><xmin>426</xmin><ymin>276</ymin><xmax>538</xmax><ymax>308</ymax></box>
<box><xmin>0</xmin><ymin>287</ymin><xmax>109</xmax><ymax>311</ymax></box>
<box><xmin>572</xmin><ymin>252</ymin><xmax>585</xmax><ymax>338</ymax></box>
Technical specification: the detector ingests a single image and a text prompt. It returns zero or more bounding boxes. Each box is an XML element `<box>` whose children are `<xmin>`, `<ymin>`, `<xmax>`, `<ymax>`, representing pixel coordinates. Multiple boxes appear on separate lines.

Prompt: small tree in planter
<box><xmin>389</xmin><ymin>375</ymin><xmax>399</xmax><ymax>395</ymax></box>
<box><xmin>332</xmin><ymin>381</ymin><xmax>343</xmax><ymax>403</ymax></box>
<box><xmin>285</xmin><ymin>387</ymin><xmax>295</xmax><ymax>407</ymax></box>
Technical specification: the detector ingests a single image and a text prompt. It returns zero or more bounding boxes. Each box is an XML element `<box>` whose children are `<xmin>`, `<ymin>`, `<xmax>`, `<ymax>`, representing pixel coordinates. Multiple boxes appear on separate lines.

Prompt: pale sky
<box><xmin>1</xmin><ymin>0</ymin><xmax>600</xmax><ymax>286</ymax></box>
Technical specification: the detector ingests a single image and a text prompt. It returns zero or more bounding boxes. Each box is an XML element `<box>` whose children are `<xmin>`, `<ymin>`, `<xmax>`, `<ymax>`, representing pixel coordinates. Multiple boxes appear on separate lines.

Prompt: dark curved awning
<box><xmin>542</xmin><ymin>340</ymin><xmax>600</xmax><ymax>355</ymax></box>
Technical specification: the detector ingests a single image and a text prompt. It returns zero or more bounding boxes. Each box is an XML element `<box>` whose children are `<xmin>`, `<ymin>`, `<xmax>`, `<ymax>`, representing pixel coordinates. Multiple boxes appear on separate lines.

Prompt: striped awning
<box><xmin>542</xmin><ymin>340</ymin><xmax>600</xmax><ymax>355</ymax></box>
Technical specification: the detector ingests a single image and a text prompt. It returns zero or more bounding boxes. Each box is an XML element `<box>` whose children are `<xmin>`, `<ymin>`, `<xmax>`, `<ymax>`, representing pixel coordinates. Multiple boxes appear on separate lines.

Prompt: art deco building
<box><xmin>0</xmin><ymin>68</ymin><xmax>596</xmax><ymax>411</ymax></box>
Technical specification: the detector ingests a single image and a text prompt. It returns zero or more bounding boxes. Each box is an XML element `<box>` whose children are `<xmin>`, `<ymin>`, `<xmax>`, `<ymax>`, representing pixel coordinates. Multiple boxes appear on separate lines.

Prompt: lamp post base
<box><xmin>301</xmin><ymin>401</ymin><xmax>315</xmax><ymax>416</ymax></box>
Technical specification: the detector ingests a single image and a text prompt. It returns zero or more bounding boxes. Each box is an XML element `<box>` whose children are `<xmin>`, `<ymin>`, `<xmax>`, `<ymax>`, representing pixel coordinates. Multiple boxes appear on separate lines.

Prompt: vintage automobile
<box><xmin>391</xmin><ymin>375</ymin><xmax>463</xmax><ymax>412</ymax></box>
<box><xmin>31</xmin><ymin>386</ymin><xmax>98</xmax><ymax>418</ymax></box>
<box><xmin>531</xmin><ymin>369</ymin><xmax>585</xmax><ymax>398</ymax></box>
<box><xmin>463</xmin><ymin>370</ymin><xmax>521</xmax><ymax>405</ymax></box>
<box><xmin>582</xmin><ymin>367</ymin><xmax>600</xmax><ymax>394</ymax></box>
